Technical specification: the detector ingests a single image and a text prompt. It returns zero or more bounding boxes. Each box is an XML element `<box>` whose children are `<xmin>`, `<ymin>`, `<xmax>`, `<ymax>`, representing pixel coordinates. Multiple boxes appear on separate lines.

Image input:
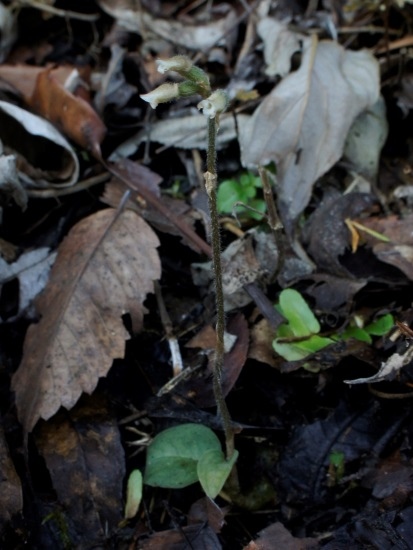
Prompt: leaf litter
<box><xmin>2</xmin><ymin>1</ymin><xmax>413</xmax><ymax>549</ymax></box>
<box><xmin>12</xmin><ymin>208</ymin><xmax>160</xmax><ymax>433</ymax></box>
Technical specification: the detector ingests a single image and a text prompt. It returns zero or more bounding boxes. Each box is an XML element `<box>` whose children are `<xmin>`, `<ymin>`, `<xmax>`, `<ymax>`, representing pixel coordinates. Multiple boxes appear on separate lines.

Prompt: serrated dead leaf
<box><xmin>12</xmin><ymin>208</ymin><xmax>161</xmax><ymax>433</ymax></box>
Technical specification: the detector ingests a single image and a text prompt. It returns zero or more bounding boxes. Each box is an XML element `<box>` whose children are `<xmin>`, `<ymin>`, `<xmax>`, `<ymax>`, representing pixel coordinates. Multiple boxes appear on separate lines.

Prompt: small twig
<box><xmin>154</xmin><ymin>281</ymin><xmax>184</xmax><ymax>378</ymax></box>
<box><xmin>26</xmin><ymin>172</ymin><xmax>110</xmax><ymax>198</ymax></box>
<box><xmin>259</xmin><ymin>166</ymin><xmax>285</xmax><ymax>279</ymax></box>
<box><xmin>16</xmin><ymin>0</ymin><xmax>100</xmax><ymax>21</ymax></box>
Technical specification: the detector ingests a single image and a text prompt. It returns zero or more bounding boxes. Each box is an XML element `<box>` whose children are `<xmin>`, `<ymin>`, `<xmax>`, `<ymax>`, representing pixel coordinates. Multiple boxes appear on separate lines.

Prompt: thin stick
<box><xmin>154</xmin><ymin>281</ymin><xmax>184</xmax><ymax>377</ymax></box>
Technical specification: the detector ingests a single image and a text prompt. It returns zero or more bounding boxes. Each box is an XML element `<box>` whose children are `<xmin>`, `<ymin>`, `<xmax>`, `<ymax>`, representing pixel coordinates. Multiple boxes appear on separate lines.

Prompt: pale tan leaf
<box><xmin>12</xmin><ymin>208</ymin><xmax>161</xmax><ymax>433</ymax></box>
<box><xmin>97</xmin><ymin>0</ymin><xmax>237</xmax><ymax>51</ymax></box>
<box><xmin>257</xmin><ymin>17</ymin><xmax>304</xmax><ymax>77</ymax></box>
<box><xmin>240</xmin><ymin>36</ymin><xmax>380</xmax><ymax>227</ymax></box>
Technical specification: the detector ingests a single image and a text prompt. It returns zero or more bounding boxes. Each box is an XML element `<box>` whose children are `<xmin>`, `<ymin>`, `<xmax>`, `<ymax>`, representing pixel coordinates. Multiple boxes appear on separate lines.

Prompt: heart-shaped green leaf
<box><xmin>144</xmin><ymin>424</ymin><xmax>222</xmax><ymax>489</ymax></box>
<box><xmin>197</xmin><ymin>449</ymin><xmax>239</xmax><ymax>498</ymax></box>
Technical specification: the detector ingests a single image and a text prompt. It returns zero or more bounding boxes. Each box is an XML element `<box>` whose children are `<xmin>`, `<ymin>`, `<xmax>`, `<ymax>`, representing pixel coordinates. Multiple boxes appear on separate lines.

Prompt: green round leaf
<box><xmin>365</xmin><ymin>313</ymin><xmax>394</xmax><ymax>336</ymax></box>
<box><xmin>197</xmin><ymin>449</ymin><xmax>239</xmax><ymax>499</ymax></box>
<box><xmin>341</xmin><ymin>326</ymin><xmax>372</xmax><ymax>344</ymax></box>
<box><xmin>273</xmin><ymin>334</ymin><xmax>333</xmax><ymax>361</ymax></box>
<box><xmin>278</xmin><ymin>289</ymin><xmax>320</xmax><ymax>337</ymax></box>
<box><xmin>273</xmin><ymin>340</ymin><xmax>310</xmax><ymax>361</ymax></box>
<box><xmin>144</xmin><ymin>456</ymin><xmax>199</xmax><ymax>488</ymax></box>
<box><xmin>144</xmin><ymin>424</ymin><xmax>222</xmax><ymax>489</ymax></box>
<box><xmin>217</xmin><ymin>180</ymin><xmax>243</xmax><ymax>213</ymax></box>
<box><xmin>124</xmin><ymin>469</ymin><xmax>143</xmax><ymax>519</ymax></box>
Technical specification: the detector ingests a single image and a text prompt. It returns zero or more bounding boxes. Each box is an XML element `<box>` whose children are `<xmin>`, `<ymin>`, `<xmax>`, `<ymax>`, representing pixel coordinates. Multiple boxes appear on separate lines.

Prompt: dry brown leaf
<box><xmin>0</xmin><ymin>63</ymin><xmax>93</xmax><ymax>108</ymax></box>
<box><xmin>243</xmin><ymin>522</ymin><xmax>318</xmax><ymax>550</ymax></box>
<box><xmin>0</xmin><ymin>425</ymin><xmax>22</xmax><ymax>528</ymax></box>
<box><xmin>240</xmin><ymin>35</ymin><xmax>379</xmax><ymax>229</ymax></box>
<box><xmin>12</xmin><ymin>208</ymin><xmax>161</xmax><ymax>433</ymax></box>
<box><xmin>30</xmin><ymin>66</ymin><xmax>107</xmax><ymax>157</ymax></box>
<box><xmin>356</xmin><ymin>214</ymin><xmax>413</xmax><ymax>280</ymax></box>
<box><xmin>0</xmin><ymin>100</ymin><xmax>80</xmax><ymax>187</ymax></box>
<box><xmin>249</xmin><ymin>318</ymin><xmax>277</xmax><ymax>368</ymax></box>
<box><xmin>35</xmin><ymin>395</ymin><xmax>125</xmax><ymax>546</ymax></box>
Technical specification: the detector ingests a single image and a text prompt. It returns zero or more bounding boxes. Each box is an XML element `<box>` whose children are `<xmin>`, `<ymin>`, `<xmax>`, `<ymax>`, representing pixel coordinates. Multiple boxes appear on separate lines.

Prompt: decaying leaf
<box><xmin>110</xmin><ymin>114</ymin><xmax>249</xmax><ymax>159</ymax></box>
<box><xmin>357</xmin><ymin>214</ymin><xmax>413</xmax><ymax>280</ymax></box>
<box><xmin>101</xmin><ymin>178</ymin><xmax>204</xmax><ymax>253</ymax></box>
<box><xmin>136</xmin><ymin>523</ymin><xmax>221</xmax><ymax>550</ymax></box>
<box><xmin>0</xmin><ymin>424</ymin><xmax>22</xmax><ymax>528</ymax></box>
<box><xmin>257</xmin><ymin>17</ymin><xmax>304</xmax><ymax>77</ymax></box>
<box><xmin>0</xmin><ymin>63</ymin><xmax>106</xmax><ymax>157</ymax></box>
<box><xmin>344</xmin><ymin>344</ymin><xmax>413</xmax><ymax>385</ymax></box>
<box><xmin>278</xmin><ymin>401</ymin><xmax>405</xmax><ymax>504</ymax></box>
<box><xmin>240</xmin><ymin>34</ymin><xmax>379</xmax><ymax>229</ymax></box>
<box><xmin>249</xmin><ymin>318</ymin><xmax>277</xmax><ymax>368</ymax></box>
<box><xmin>30</xmin><ymin>66</ymin><xmax>107</xmax><ymax>157</ymax></box>
<box><xmin>35</xmin><ymin>395</ymin><xmax>125</xmax><ymax>546</ymax></box>
<box><xmin>94</xmin><ymin>43</ymin><xmax>137</xmax><ymax>114</ymax></box>
<box><xmin>0</xmin><ymin>3</ymin><xmax>17</xmax><ymax>63</ymax></box>
<box><xmin>0</xmin><ymin>64</ymin><xmax>77</xmax><ymax>104</ymax></box>
<box><xmin>304</xmin><ymin>190</ymin><xmax>377</xmax><ymax>276</ymax></box>
<box><xmin>192</xmin><ymin>229</ymin><xmax>278</xmax><ymax>311</ymax></box>
<box><xmin>0</xmin><ymin>100</ymin><xmax>79</xmax><ymax>187</ymax></box>
<box><xmin>0</xmin><ymin>153</ymin><xmax>27</xmax><ymax>210</ymax></box>
<box><xmin>343</xmin><ymin>96</ymin><xmax>388</xmax><ymax>182</ymax></box>
<box><xmin>188</xmin><ymin>497</ymin><xmax>227</xmax><ymax>534</ymax></box>
<box><xmin>12</xmin><ymin>208</ymin><xmax>161</xmax><ymax>433</ymax></box>
<box><xmin>243</xmin><ymin>521</ymin><xmax>318</xmax><ymax>550</ymax></box>
<box><xmin>0</xmin><ymin>247</ymin><xmax>56</xmax><ymax>321</ymax></box>
<box><xmin>184</xmin><ymin>314</ymin><xmax>249</xmax><ymax>407</ymax></box>
<box><xmin>98</xmin><ymin>0</ymin><xmax>237</xmax><ymax>52</ymax></box>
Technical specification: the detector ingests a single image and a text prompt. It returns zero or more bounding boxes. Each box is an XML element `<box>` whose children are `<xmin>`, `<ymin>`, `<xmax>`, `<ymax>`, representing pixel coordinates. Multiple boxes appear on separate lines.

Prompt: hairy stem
<box><xmin>205</xmin><ymin>117</ymin><xmax>234</xmax><ymax>459</ymax></box>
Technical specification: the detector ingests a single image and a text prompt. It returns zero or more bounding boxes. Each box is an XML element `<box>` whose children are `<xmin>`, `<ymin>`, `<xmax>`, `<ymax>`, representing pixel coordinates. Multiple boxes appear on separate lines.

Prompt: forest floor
<box><xmin>2</xmin><ymin>1</ymin><xmax>413</xmax><ymax>549</ymax></box>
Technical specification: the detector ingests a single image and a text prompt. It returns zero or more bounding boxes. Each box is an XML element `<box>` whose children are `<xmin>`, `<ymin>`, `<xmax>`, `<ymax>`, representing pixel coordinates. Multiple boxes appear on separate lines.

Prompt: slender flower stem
<box><xmin>205</xmin><ymin>117</ymin><xmax>234</xmax><ymax>459</ymax></box>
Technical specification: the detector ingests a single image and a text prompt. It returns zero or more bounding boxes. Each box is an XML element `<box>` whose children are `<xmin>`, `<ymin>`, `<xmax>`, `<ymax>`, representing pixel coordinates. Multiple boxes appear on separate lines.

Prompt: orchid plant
<box><xmin>140</xmin><ymin>57</ymin><xmax>235</xmax><ymax>462</ymax></box>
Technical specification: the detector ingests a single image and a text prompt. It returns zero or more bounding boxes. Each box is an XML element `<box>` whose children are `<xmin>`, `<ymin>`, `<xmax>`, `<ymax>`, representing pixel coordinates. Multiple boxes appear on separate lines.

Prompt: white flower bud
<box><xmin>140</xmin><ymin>83</ymin><xmax>179</xmax><ymax>109</ymax></box>
<box><xmin>197</xmin><ymin>90</ymin><xmax>229</xmax><ymax>119</ymax></box>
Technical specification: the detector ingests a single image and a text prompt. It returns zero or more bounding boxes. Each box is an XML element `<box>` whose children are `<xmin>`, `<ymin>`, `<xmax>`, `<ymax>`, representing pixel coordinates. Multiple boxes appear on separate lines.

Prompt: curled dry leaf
<box><xmin>240</xmin><ymin>34</ymin><xmax>379</xmax><ymax>230</ymax></box>
<box><xmin>0</xmin><ymin>153</ymin><xmax>27</xmax><ymax>210</ymax></box>
<box><xmin>257</xmin><ymin>17</ymin><xmax>304</xmax><ymax>77</ymax></box>
<box><xmin>12</xmin><ymin>208</ymin><xmax>161</xmax><ymax>433</ymax></box>
<box><xmin>0</xmin><ymin>247</ymin><xmax>56</xmax><ymax>322</ymax></box>
<box><xmin>0</xmin><ymin>100</ymin><xmax>79</xmax><ymax>187</ymax></box>
<box><xmin>30</xmin><ymin>66</ymin><xmax>107</xmax><ymax>157</ymax></box>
